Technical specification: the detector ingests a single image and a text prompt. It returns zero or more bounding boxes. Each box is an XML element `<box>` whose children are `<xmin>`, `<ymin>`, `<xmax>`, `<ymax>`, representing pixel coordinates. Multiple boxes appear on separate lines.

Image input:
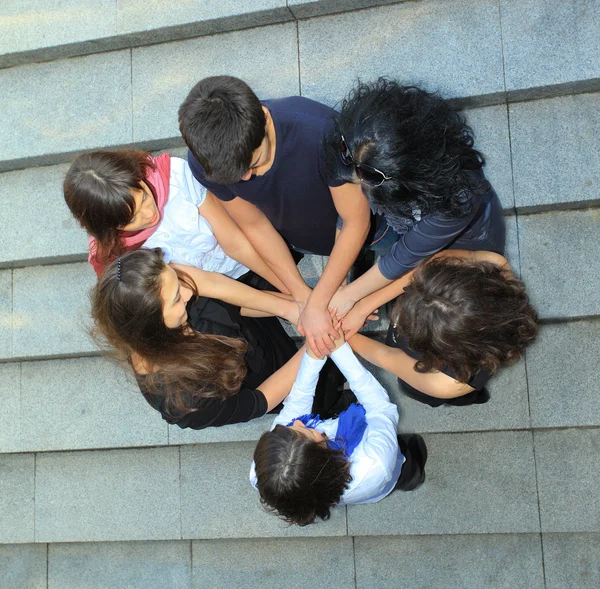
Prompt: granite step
<box><xmin>4</xmin><ymin>532</ymin><xmax>599</xmax><ymax>589</ymax></box>
<box><xmin>0</xmin><ymin>1</ymin><xmax>405</xmax><ymax>70</ymax></box>
<box><xmin>2</xmin><ymin>429</ymin><xmax>599</xmax><ymax>547</ymax></box>
<box><xmin>1</xmin><ymin>0</ymin><xmax>599</xmax><ymax>173</ymax></box>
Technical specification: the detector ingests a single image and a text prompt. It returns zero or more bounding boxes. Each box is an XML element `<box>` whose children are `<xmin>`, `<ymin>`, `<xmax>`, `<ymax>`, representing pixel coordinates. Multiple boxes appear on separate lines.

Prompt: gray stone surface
<box><xmin>355</xmin><ymin>534</ymin><xmax>544</xmax><ymax>589</ymax></box>
<box><xmin>527</xmin><ymin>321</ymin><xmax>600</xmax><ymax>428</ymax></box>
<box><xmin>517</xmin><ymin>209</ymin><xmax>600</xmax><ymax>319</ymax></box>
<box><xmin>169</xmin><ymin>414</ymin><xmax>271</xmax><ymax>446</ymax></box>
<box><xmin>542</xmin><ymin>533</ymin><xmax>600</xmax><ymax>589</ymax></box>
<box><xmin>0</xmin><ymin>363</ymin><xmax>21</xmax><ymax>453</ymax></box>
<box><xmin>0</xmin><ymin>269</ymin><xmax>11</xmax><ymax>357</ymax></box>
<box><xmin>191</xmin><ymin>537</ymin><xmax>354</xmax><ymax>588</ymax></box>
<box><xmin>464</xmin><ymin>104</ymin><xmax>514</xmax><ymax>210</ymax></box>
<box><xmin>117</xmin><ymin>0</ymin><xmax>290</xmax><ymax>36</ymax></box>
<box><xmin>0</xmin><ymin>453</ymin><xmax>35</xmax><ymax>543</ymax></box>
<box><xmin>500</xmin><ymin>0</ymin><xmax>600</xmax><ymax>95</ymax></box>
<box><xmin>0</xmin><ymin>163</ymin><xmax>88</xmax><ymax>266</ymax></box>
<box><xmin>299</xmin><ymin>0</ymin><xmax>504</xmax><ymax>107</ymax></box>
<box><xmin>510</xmin><ymin>93</ymin><xmax>600</xmax><ymax>210</ymax></box>
<box><xmin>347</xmin><ymin>431</ymin><xmax>540</xmax><ymax>535</ymax></box>
<box><xmin>504</xmin><ymin>213</ymin><xmax>520</xmax><ymax>276</ymax></box>
<box><xmin>371</xmin><ymin>358</ymin><xmax>531</xmax><ymax>435</ymax></box>
<box><xmin>289</xmin><ymin>0</ymin><xmax>403</xmax><ymax>19</ymax></box>
<box><xmin>49</xmin><ymin>541</ymin><xmax>192</xmax><ymax>589</ymax></box>
<box><xmin>298</xmin><ymin>254</ymin><xmax>324</xmax><ymax>289</ymax></box>
<box><xmin>12</xmin><ymin>262</ymin><xmax>97</xmax><ymax>359</ymax></box>
<box><xmin>35</xmin><ymin>447</ymin><xmax>180</xmax><ymax>542</ymax></box>
<box><xmin>0</xmin><ymin>50</ymin><xmax>132</xmax><ymax>169</ymax></box>
<box><xmin>180</xmin><ymin>442</ymin><xmax>347</xmax><ymax>538</ymax></box>
<box><xmin>535</xmin><ymin>428</ymin><xmax>600</xmax><ymax>532</ymax></box>
<box><xmin>0</xmin><ymin>544</ymin><xmax>47</xmax><ymax>589</ymax></box>
<box><xmin>19</xmin><ymin>357</ymin><xmax>167</xmax><ymax>453</ymax></box>
<box><xmin>0</xmin><ymin>0</ymin><xmax>116</xmax><ymax>57</ymax></box>
<box><xmin>132</xmin><ymin>22</ymin><xmax>300</xmax><ymax>143</ymax></box>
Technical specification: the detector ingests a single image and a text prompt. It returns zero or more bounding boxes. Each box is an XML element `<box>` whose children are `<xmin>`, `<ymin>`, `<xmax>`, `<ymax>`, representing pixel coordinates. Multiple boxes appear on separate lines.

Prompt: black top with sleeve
<box><xmin>187</xmin><ymin>96</ymin><xmax>344</xmax><ymax>256</ymax></box>
<box><xmin>137</xmin><ymin>296</ymin><xmax>297</xmax><ymax>429</ymax></box>
<box><xmin>385</xmin><ymin>325</ymin><xmax>492</xmax><ymax>407</ymax></box>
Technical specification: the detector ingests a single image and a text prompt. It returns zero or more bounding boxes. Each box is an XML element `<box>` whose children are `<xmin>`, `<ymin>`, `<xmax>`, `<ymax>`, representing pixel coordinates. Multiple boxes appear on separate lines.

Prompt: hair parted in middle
<box><xmin>326</xmin><ymin>77</ymin><xmax>486</xmax><ymax>220</ymax></box>
<box><xmin>178</xmin><ymin>76</ymin><xmax>266</xmax><ymax>185</ymax></box>
<box><xmin>91</xmin><ymin>248</ymin><xmax>248</xmax><ymax>414</ymax></box>
<box><xmin>254</xmin><ymin>425</ymin><xmax>352</xmax><ymax>526</ymax></box>
<box><xmin>63</xmin><ymin>149</ymin><xmax>156</xmax><ymax>263</ymax></box>
<box><xmin>392</xmin><ymin>257</ymin><xmax>538</xmax><ymax>383</ymax></box>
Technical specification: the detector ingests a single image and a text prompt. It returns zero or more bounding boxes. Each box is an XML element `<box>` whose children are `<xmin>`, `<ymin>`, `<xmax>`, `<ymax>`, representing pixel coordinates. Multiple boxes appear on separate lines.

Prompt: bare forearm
<box><xmin>349</xmin><ymin>250</ymin><xmax>489</xmax><ymax>315</ymax></box>
<box><xmin>351</xmin><ymin>270</ymin><xmax>412</xmax><ymax>318</ymax></box>
<box><xmin>240</xmin><ymin>308</ymin><xmax>277</xmax><ymax>318</ymax></box>
<box><xmin>343</xmin><ymin>264</ymin><xmax>394</xmax><ymax>309</ymax></box>
<box><xmin>226</xmin><ymin>243</ymin><xmax>288</xmax><ymax>293</ymax></box>
<box><xmin>180</xmin><ymin>266</ymin><xmax>295</xmax><ymax>321</ymax></box>
<box><xmin>310</xmin><ymin>223</ymin><xmax>368</xmax><ymax>308</ymax></box>
<box><xmin>258</xmin><ymin>347</ymin><xmax>305</xmax><ymax>411</ymax></box>
<box><xmin>347</xmin><ymin>334</ymin><xmax>393</xmax><ymax>366</ymax></box>
<box><xmin>243</xmin><ymin>225</ymin><xmax>310</xmax><ymax>302</ymax></box>
<box><xmin>349</xmin><ymin>334</ymin><xmax>473</xmax><ymax>399</ymax></box>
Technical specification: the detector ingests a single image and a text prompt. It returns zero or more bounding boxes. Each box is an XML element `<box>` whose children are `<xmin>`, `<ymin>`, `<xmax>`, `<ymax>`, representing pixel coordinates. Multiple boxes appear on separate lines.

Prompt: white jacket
<box><xmin>250</xmin><ymin>343</ymin><xmax>404</xmax><ymax>505</ymax></box>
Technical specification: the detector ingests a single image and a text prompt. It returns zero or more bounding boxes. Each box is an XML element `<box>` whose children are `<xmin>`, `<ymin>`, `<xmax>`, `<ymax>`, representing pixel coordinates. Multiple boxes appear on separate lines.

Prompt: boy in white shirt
<box><xmin>250</xmin><ymin>329</ymin><xmax>427</xmax><ymax>526</ymax></box>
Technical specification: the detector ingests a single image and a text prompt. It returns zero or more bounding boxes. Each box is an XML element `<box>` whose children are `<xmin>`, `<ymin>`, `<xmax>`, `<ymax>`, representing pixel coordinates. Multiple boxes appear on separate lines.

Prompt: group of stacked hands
<box><xmin>63</xmin><ymin>75</ymin><xmax>538</xmax><ymax>527</ymax></box>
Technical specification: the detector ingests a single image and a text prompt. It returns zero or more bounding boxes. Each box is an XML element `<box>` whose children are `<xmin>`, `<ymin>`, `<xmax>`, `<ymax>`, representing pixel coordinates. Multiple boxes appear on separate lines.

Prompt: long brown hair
<box><xmin>91</xmin><ymin>248</ymin><xmax>248</xmax><ymax>413</ymax></box>
<box><xmin>254</xmin><ymin>426</ymin><xmax>351</xmax><ymax>526</ymax></box>
<box><xmin>64</xmin><ymin>149</ymin><xmax>156</xmax><ymax>262</ymax></box>
<box><xmin>392</xmin><ymin>257</ymin><xmax>538</xmax><ymax>383</ymax></box>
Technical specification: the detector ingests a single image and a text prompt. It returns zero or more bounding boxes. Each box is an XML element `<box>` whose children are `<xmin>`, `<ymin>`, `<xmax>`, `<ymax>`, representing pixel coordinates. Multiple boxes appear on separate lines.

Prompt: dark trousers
<box><xmin>395</xmin><ymin>434</ymin><xmax>427</xmax><ymax>492</ymax></box>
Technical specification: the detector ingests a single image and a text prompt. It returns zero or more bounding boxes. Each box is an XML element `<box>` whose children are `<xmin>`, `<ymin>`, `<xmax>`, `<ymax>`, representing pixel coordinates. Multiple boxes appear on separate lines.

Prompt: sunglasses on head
<box><xmin>339</xmin><ymin>135</ymin><xmax>392</xmax><ymax>187</ymax></box>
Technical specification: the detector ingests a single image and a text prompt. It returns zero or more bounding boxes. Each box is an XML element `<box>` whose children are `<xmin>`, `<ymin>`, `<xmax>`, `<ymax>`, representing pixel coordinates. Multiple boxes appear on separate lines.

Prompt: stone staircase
<box><xmin>1</xmin><ymin>1</ymin><xmax>599</xmax><ymax>587</ymax></box>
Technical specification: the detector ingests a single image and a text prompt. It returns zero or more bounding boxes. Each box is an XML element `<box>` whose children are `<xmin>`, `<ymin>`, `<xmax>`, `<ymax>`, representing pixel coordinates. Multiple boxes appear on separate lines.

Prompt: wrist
<box><xmin>293</xmin><ymin>284</ymin><xmax>312</xmax><ymax>306</ymax></box>
<box><xmin>306</xmin><ymin>286</ymin><xmax>332</xmax><ymax>309</ymax></box>
<box><xmin>283</xmin><ymin>299</ymin><xmax>296</xmax><ymax>323</ymax></box>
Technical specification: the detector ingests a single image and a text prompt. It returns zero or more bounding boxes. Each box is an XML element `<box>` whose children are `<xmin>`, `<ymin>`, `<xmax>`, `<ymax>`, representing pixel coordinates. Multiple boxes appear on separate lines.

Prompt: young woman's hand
<box><xmin>298</xmin><ymin>303</ymin><xmax>338</xmax><ymax>358</ymax></box>
<box><xmin>341</xmin><ymin>302</ymin><xmax>380</xmax><ymax>339</ymax></box>
<box><xmin>331</xmin><ymin>326</ymin><xmax>346</xmax><ymax>352</ymax></box>
<box><xmin>328</xmin><ymin>285</ymin><xmax>357</xmax><ymax>320</ymax></box>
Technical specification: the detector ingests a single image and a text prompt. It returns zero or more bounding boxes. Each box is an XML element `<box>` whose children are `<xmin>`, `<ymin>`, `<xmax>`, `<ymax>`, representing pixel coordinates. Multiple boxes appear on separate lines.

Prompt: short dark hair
<box><xmin>178</xmin><ymin>76</ymin><xmax>266</xmax><ymax>184</ymax></box>
<box><xmin>254</xmin><ymin>425</ymin><xmax>352</xmax><ymax>526</ymax></box>
<box><xmin>326</xmin><ymin>78</ymin><xmax>486</xmax><ymax>220</ymax></box>
<box><xmin>392</xmin><ymin>257</ymin><xmax>538</xmax><ymax>383</ymax></box>
<box><xmin>63</xmin><ymin>149</ymin><xmax>155</xmax><ymax>262</ymax></box>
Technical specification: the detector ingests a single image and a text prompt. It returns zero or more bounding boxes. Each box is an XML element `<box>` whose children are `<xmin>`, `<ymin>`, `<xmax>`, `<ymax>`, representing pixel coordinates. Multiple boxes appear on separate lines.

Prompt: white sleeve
<box><xmin>330</xmin><ymin>343</ymin><xmax>399</xmax><ymax>490</ymax></box>
<box><xmin>271</xmin><ymin>351</ymin><xmax>326</xmax><ymax>429</ymax></box>
<box><xmin>250</xmin><ymin>351</ymin><xmax>326</xmax><ymax>490</ymax></box>
<box><xmin>173</xmin><ymin>157</ymin><xmax>207</xmax><ymax>207</ymax></box>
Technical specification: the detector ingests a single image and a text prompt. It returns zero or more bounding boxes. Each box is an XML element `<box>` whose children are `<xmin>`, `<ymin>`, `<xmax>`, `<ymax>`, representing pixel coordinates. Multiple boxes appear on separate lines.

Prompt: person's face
<box><xmin>240</xmin><ymin>107</ymin><xmax>273</xmax><ymax>181</ymax></box>
<box><xmin>120</xmin><ymin>181</ymin><xmax>160</xmax><ymax>232</ymax></box>
<box><xmin>289</xmin><ymin>420</ymin><xmax>328</xmax><ymax>443</ymax></box>
<box><xmin>160</xmin><ymin>265</ymin><xmax>193</xmax><ymax>328</ymax></box>
<box><xmin>240</xmin><ymin>134</ymin><xmax>271</xmax><ymax>181</ymax></box>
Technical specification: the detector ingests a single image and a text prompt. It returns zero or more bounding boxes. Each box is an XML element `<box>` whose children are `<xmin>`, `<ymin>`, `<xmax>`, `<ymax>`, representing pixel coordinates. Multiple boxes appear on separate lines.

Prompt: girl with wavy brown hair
<box><xmin>345</xmin><ymin>251</ymin><xmax>538</xmax><ymax>407</ymax></box>
<box><xmin>92</xmin><ymin>248</ymin><xmax>312</xmax><ymax>429</ymax></box>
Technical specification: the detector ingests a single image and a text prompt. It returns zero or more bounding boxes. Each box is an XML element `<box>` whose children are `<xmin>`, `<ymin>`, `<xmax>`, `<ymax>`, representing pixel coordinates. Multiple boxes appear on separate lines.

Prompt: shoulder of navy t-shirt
<box><xmin>186</xmin><ymin>95</ymin><xmax>343</xmax><ymax>195</ymax></box>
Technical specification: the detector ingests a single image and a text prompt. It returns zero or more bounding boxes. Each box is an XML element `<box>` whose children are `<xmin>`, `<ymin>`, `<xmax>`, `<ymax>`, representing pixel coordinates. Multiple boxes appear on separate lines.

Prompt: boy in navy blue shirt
<box><xmin>179</xmin><ymin>76</ymin><xmax>371</xmax><ymax>357</ymax></box>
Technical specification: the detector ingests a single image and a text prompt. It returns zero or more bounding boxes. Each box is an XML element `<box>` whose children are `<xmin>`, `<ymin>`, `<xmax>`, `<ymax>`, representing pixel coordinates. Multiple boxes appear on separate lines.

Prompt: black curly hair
<box><xmin>326</xmin><ymin>78</ymin><xmax>487</xmax><ymax>220</ymax></box>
